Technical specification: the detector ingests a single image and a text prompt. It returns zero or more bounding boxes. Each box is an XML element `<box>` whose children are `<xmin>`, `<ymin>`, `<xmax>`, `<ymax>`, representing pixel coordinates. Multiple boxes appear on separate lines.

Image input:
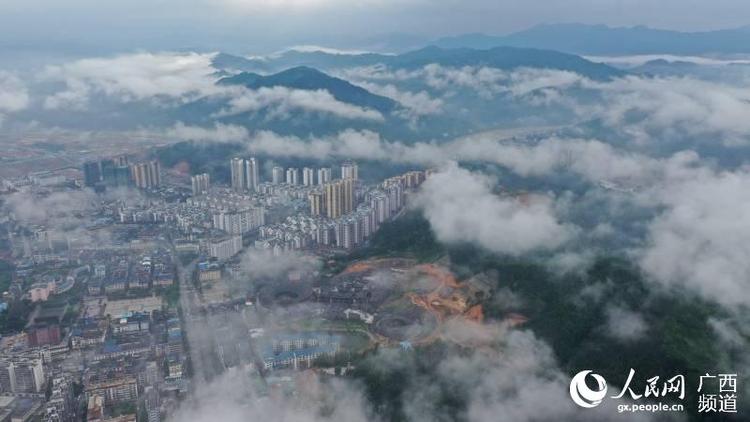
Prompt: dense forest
<box><xmin>346</xmin><ymin>213</ymin><xmax>741</xmax><ymax>421</ymax></box>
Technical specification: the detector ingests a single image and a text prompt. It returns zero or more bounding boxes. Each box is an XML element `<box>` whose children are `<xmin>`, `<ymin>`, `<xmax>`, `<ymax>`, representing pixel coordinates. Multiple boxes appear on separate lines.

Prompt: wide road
<box><xmin>173</xmin><ymin>249</ymin><xmax>213</xmax><ymax>388</ymax></box>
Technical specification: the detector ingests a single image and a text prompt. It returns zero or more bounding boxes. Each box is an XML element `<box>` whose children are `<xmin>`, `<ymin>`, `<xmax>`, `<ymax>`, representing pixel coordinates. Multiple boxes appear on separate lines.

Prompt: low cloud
<box><xmin>168</xmin><ymin>319</ymin><xmax>655</xmax><ymax>422</ymax></box>
<box><xmin>4</xmin><ymin>190</ymin><xmax>98</xmax><ymax>228</ymax></box>
<box><xmin>344</xmin><ymin>63</ymin><xmax>750</xmax><ymax>145</ymax></box>
<box><xmin>26</xmin><ymin>53</ymin><xmax>750</xmax><ymax>149</ymax></box>
<box><xmin>353</xmin><ymin>80</ymin><xmax>443</xmax><ymax>118</ymax></box>
<box><xmin>413</xmin><ymin>163</ymin><xmax>576</xmax><ymax>255</ymax></box>
<box><xmin>166</xmin><ymin>123</ymin><xmax>680</xmax><ymax>185</ymax></box>
<box><xmin>586</xmin><ymin>54</ymin><xmax>750</xmax><ymax>68</ymax></box>
<box><xmin>163</xmin><ymin>125</ymin><xmax>394</xmax><ymax>159</ymax></box>
<box><xmin>403</xmin><ymin>326</ymin><xmax>657</xmax><ymax>422</ymax></box>
<box><xmin>215</xmin><ymin>86</ymin><xmax>384</xmax><ymax>121</ymax></box>
<box><xmin>167</xmin><ymin>121</ymin><xmax>250</xmax><ymax>143</ymax></box>
<box><xmin>0</xmin><ymin>71</ymin><xmax>30</xmax><ymax>113</ymax></box>
<box><xmin>167</xmin><ymin>367</ymin><xmax>373</xmax><ymax>422</ymax></box>
<box><xmin>604</xmin><ymin>306</ymin><xmax>648</xmax><ymax>341</ymax></box>
<box><xmin>265</xmin><ymin>130</ymin><xmax>691</xmax><ymax>186</ymax></box>
<box><xmin>41</xmin><ymin>52</ymin><xmax>221</xmax><ymax>109</ymax></box>
<box><xmin>341</xmin><ymin>64</ymin><xmax>584</xmax><ymax>100</ymax></box>
<box><xmin>639</xmin><ymin>167</ymin><xmax>750</xmax><ymax>310</ymax></box>
<box><xmin>237</xmin><ymin>248</ymin><xmax>320</xmax><ymax>281</ymax></box>
<box><xmin>281</xmin><ymin>45</ymin><xmax>384</xmax><ymax>56</ymax></box>
<box><xmin>2</xmin><ymin>189</ymin><xmax>132</xmax><ymax>248</ymax></box>
<box><xmin>37</xmin><ymin>52</ymin><xmax>386</xmax><ymax>122</ymax></box>
<box><xmin>582</xmin><ymin>76</ymin><xmax>750</xmax><ymax>146</ymax></box>
<box><xmin>422</xmin><ymin>65</ymin><xmax>584</xmax><ymax>101</ymax></box>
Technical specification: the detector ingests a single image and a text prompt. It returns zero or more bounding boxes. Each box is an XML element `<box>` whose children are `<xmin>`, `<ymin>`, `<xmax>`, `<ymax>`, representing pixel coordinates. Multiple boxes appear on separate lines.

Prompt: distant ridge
<box><xmin>433</xmin><ymin>23</ymin><xmax>750</xmax><ymax>55</ymax></box>
<box><xmin>213</xmin><ymin>45</ymin><xmax>623</xmax><ymax>81</ymax></box>
<box><xmin>218</xmin><ymin>66</ymin><xmax>398</xmax><ymax>113</ymax></box>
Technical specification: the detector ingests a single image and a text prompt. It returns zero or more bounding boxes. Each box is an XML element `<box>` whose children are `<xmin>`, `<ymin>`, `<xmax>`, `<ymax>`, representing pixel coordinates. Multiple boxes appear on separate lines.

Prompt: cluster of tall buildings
<box><xmin>258</xmin><ymin>168</ymin><xmax>427</xmax><ymax>253</ymax></box>
<box><xmin>308</xmin><ymin>162</ymin><xmax>359</xmax><ymax>219</ymax></box>
<box><xmin>258</xmin><ymin>182</ymin><xmax>403</xmax><ymax>252</ymax></box>
<box><xmin>83</xmin><ymin>157</ymin><xmax>129</xmax><ymax>189</ymax></box>
<box><xmin>122</xmin><ymin>160</ymin><xmax>420</xmax><ymax>257</ymax></box>
<box><xmin>190</xmin><ymin>173</ymin><xmax>210</xmax><ymax>196</ymax></box>
<box><xmin>309</xmin><ymin>179</ymin><xmax>355</xmax><ymax>219</ymax></box>
<box><xmin>130</xmin><ymin>161</ymin><xmax>161</xmax><ymax>189</ymax></box>
<box><xmin>83</xmin><ymin>157</ymin><xmax>162</xmax><ymax>190</ymax></box>
<box><xmin>333</xmin><ymin>182</ymin><xmax>404</xmax><ymax>249</ymax></box>
<box><xmin>230</xmin><ymin>157</ymin><xmax>259</xmax><ymax>193</ymax></box>
<box><xmin>383</xmin><ymin>170</ymin><xmax>428</xmax><ymax>189</ymax></box>
<box><xmin>266</xmin><ymin>163</ymin><xmax>355</xmax><ymax>187</ymax></box>
<box><xmin>271</xmin><ymin>166</ymin><xmax>334</xmax><ymax>186</ymax></box>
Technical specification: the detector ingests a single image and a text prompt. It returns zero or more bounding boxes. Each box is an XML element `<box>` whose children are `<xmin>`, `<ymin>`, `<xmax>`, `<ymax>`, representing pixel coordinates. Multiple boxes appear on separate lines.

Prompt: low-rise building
<box><xmin>0</xmin><ymin>395</ymin><xmax>44</xmax><ymax>422</ymax></box>
<box><xmin>86</xmin><ymin>376</ymin><xmax>138</xmax><ymax>405</ymax></box>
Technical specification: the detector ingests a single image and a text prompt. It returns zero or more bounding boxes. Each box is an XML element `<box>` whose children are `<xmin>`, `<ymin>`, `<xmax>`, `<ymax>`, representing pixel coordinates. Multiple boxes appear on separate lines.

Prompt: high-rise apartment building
<box><xmin>100</xmin><ymin>160</ymin><xmax>115</xmax><ymax>184</ymax></box>
<box><xmin>286</xmin><ymin>168</ymin><xmax>299</xmax><ymax>185</ymax></box>
<box><xmin>212</xmin><ymin>208</ymin><xmax>265</xmax><ymax>235</ymax></box>
<box><xmin>302</xmin><ymin>167</ymin><xmax>315</xmax><ymax>186</ymax></box>
<box><xmin>130</xmin><ymin>161</ymin><xmax>161</xmax><ymax>189</ymax></box>
<box><xmin>99</xmin><ymin>159</ymin><xmax>132</xmax><ymax>188</ymax></box>
<box><xmin>83</xmin><ymin>161</ymin><xmax>102</xmax><ymax>187</ymax></box>
<box><xmin>0</xmin><ymin>357</ymin><xmax>45</xmax><ymax>393</ymax></box>
<box><xmin>309</xmin><ymin>192</ymin><xmax>325</xmax><ymax>216</ymax></box>
<box><xmin>343</xmin><ymin>178</ymin><xmax>354</xmax><ymax>214</ymax></box>
<box><xmin>208</xmin><ymin>235</ymin><xmax>243</xmax><ymax>260</ymax></box>
<box><xmin>114</xmin><ymin>166</ymin><xmax>132</xmax><ymax>187</ymax></box>
<box><xmin>130</xmin><ymin>162</ymin><xmax>146</xmax><ymax>189</ymax></box>
<box><xmin>324</xmin><ymin>179</ymin><xmax>354</xmax><ymax>219</ymax></box>
<box><xmin>230</xmin><ymin>157</ymin><xmax>260</xmax><ymax>192</ymax></box>
<box><xmin>325</xmin><ymin>182</ymin><xmax>342</xmax><ymax>219</ymax></box>
<box><xmin>191</xmin><ymin>173</ymin><xmax>210</xmax><ymax>196</ymax></box>
<box><xmin>272</xmin><ymin>167</ymin><xmax>285</xmax><ymax>185</ymax></box>
<box><xmin>317</xmin><ymin>168</ymin><xmax>332</xmax><ymax>185</ymax></box>
<box><xmin>113</xmin><ymin>156</ymin><xmax>129</xmax><ymax>167</ymax></box>
<box><xmin>341</xmin><ymin>162</ymin><xmax>358</xmax><ymax>180</ymax></box>
<box><xmin>230</xmin><ymin>158</ymin><xmax>245</xmax><ymax>192</ymax></box>
<box><xmin>246</xmin><ymin>157</ymin><xmax>260</xmax><ymax>192</ymax></box>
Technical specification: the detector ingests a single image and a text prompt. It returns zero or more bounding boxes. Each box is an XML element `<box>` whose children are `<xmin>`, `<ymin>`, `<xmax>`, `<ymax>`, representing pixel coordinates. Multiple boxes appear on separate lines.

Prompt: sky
<box><xmin>2</xmin><ymin>0</ymin><xmax>750</xmax><ymax>60</ymax></box>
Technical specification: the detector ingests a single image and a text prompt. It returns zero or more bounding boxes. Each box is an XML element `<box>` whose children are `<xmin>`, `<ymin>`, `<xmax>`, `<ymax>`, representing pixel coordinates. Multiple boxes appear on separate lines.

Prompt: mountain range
<box><xmin>212</xmin><ymin>45</ymin><xmax>623</xmax><ymax>81</ymax></box>
<box><xmin>218</xmin><ymin>66</ymin><xmax>398</xmax><ymax>114</ymax></box>
<box><xmin>433</xmin><ymin>23</ymin><xmax>750</xmax><ymax>55</ymax></box>
<box><xmin>185</xmin><ymin>45</ymin><xmax>624</xmax><ymax>139</ymax></box>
